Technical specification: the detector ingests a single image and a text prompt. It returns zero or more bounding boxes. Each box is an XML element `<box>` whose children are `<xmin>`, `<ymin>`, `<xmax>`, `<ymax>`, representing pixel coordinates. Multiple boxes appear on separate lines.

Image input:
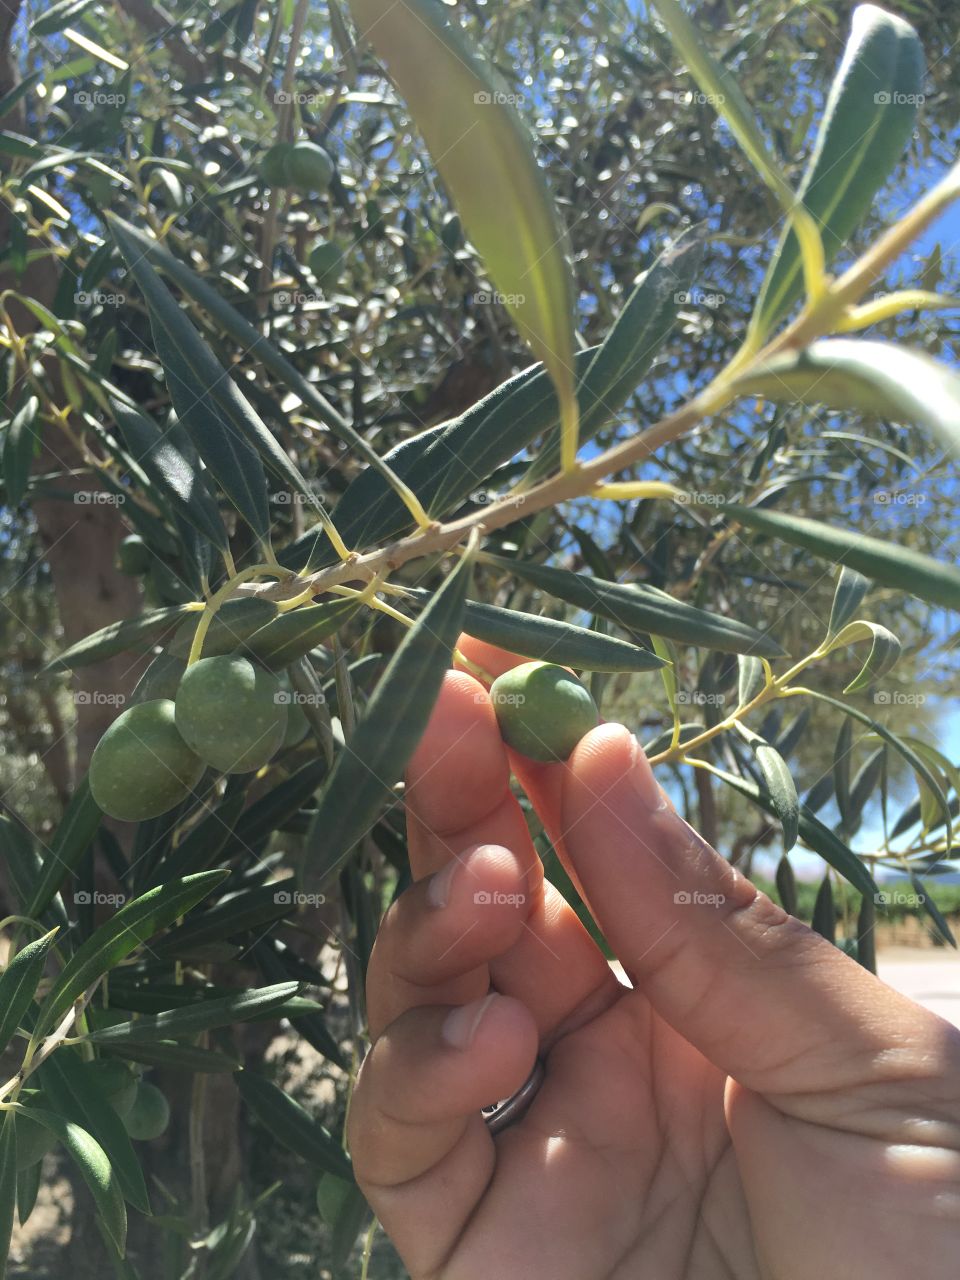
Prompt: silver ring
<box><xmin>482</xmin><ymin>1058</ymin><xmax>545</xmax><ymax>1134</ymax></box>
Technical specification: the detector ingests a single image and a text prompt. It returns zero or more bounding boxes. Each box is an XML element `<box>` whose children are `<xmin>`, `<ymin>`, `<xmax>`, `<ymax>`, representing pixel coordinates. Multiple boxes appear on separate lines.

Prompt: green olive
<box><xmin>489</xmin><ymin>661</ymin><xmax>599</xmax><ymax>763</ymax></box>
<box><xmin>89</xmin><ymin>700</ymin><xmax>205</xmax><ymax>821</ymax></box>
<box><xmin>175</xmin><ymin>655</ymin><xmax>287</xmax><ymax>774</ymax></box>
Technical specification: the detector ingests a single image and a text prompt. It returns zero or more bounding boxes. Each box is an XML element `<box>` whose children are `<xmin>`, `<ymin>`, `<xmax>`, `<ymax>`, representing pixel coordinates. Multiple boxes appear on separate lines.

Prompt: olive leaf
<box><xmin>38</xmin><ymin>1051</ymin><xmax>149</xmax><ymax>1212</ymax></box>
<box><xmin>483</xmin><ymin>554</ymin><xmax>784</xmax><ymax>658</ymax></box>
<box><xmin>811</xmin><ymin>873</ymin><xmax>837</xmax><ymax>943</ymax></box>
<box><xmin>28</xmin><ymin>776</ymin><xmax>102</xmax><ymax>918</ymax></box>
<box><xmin>775</xmin><ymin>854</ymin><xmax>798</xmax><ymax>915</ymax></box>
<box><xmin>236</xmin><ymin>1072</ymin><xmax>353</xmax><ymax>1180</ymax></box>
<box><xmin>735</xmin><ymin>725</ymin><xmax>799</xmax><ymax>852</ymax></box>
<box><xmin>303</xmin><ymin>549</ymin><xmax>472</xmax><ymax>890</ymax></box>
<box><xmin>833</xmin><ymin>718</ymin><xmax>854</xmax><ymax>833</ymax></box>
<box><xmin>34</xmin><ymin>871</ymin><xmax>227</xmax><ymax>1039</ymax></box>
<box><xmin>0</xmin><ymin>929</ymin><xmax>58</xmax><ymax>1055</ymax></box>
<box><xmin>98</xmin><ymin>1042</ymin><xmax>240</xmax><ymax>1073</ymax></box>
<box><xmin>736</xmin><ymin>655</ymin><xmax>765</xmax><ymax>708</ymax></box>
<box><xmin>42</xmin><ymin>605</ymin><xmax>192</xmax><ymax>673</ymax></box>
<box><xmin>82</xmin><ymin>983</ymin><xmax>301</xmax><ymax>1045</ymax></box>
<box><xmin>828</xmin><ymin>566</ymin><xmax>871</xmax><ymax>638</ymax></box>
<box><xmin>406</xmin><ymin>591</ymin><xmax>664</xmax><ymax>672</ymax></box>
<box><xmin>349</xmin><ymin>0</ymin><xmax>577</xmax><ymax>458</ymax></box>
<box><xmin>0</xmin><ymin>1112</ymin><xmax>16</xmax><ymax>1279</ymax></box>
<box><xmin>239</xmin><ymin>598</ymin><xmax>361</xmax><ymax>668</ymax></box>
<box><xmin>724</xmin><ymin>504</ymin><xmax>960</xmax><ymax>612</ymax></box>
<box><xmin>734</xmin><ymin>340</ymin><xmax>960</xmax><ymax>457</ymax></box>
<box><xmin>110</xmin><ymin>398</ymin><xmax>229</xmax><ymax>551</ymax></box>
<box><xmin>16</xmin><ymin>1107</ymin><xmax>126</xmax><ymax>1254</ymax></box>
<box><xmin>713</xmin><ymin>764</ymin><xmax>877</xmax><ymax>895</ymax></box>
<box><xmin>819</xmin><ymin>619</ymin><xmax>901</xmax><ymax>693</ymax></box>
<box><xmin>752</xmin><ymin>6</ymin><xmax>924</xmax><ymax>336</ymax></box>
<box><xmin>3</xmin><ymin>394</ymin><xmax>39</xmax><ymax>506</ymax></box>
<box><xmin>857</xmin><ymin>892</ymin><xmax>877</xmax><ymax>972</ymax></box>
<box><xmin>911</xmin><ymin>874</ymin><xmax>957</xmax><ymax>948</ymax></box>
<box><xmin>157</xmin><ymin>883</ymin><xmax>295</xmax><ymax>956</ymax></box>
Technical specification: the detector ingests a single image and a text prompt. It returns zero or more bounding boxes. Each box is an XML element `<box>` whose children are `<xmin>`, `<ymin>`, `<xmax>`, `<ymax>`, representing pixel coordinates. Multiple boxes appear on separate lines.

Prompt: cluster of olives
<box><xmin>489</xmin><ymin>661</ymin><xmax>599</xmax><ymax>763</ymax></box>
<box><xmin>18</xmin><ymin>1064</ymin><xmax>169</xmax><ymax>1169</ymax></box>
<box><xmin>90</xmin><ymin>600</ymin><xmax>303</xmax><ymax>823</ymax></box>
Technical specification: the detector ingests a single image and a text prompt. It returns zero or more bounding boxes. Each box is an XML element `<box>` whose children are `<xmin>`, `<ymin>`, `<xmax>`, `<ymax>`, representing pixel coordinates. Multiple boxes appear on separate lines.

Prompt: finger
<box><xmin>561</xmin><ymin>722</ymin><xmax>946</xmax><ymax>1096</ymax></box>
<box><xmin>366</xmin><ymin>841</ymin><xmax>530</xmax><ymax>1040</ymax></box>
<box><xmin>403</xmin><ymin>669</ymin><xmax>618</xmax><ymax>1038</ymax></box>
<box><xmin>348</xmin><ymin>995</ymin><xmax>537</xmax><ymax>1276</ymax></box>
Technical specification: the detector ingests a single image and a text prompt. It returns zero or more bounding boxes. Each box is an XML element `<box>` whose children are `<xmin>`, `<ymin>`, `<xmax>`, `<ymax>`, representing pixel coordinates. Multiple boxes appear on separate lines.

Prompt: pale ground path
<box><xmin>877</xmin><ymin>946</ymin><xmax>960</xmax><ymax>1030</ymax></box>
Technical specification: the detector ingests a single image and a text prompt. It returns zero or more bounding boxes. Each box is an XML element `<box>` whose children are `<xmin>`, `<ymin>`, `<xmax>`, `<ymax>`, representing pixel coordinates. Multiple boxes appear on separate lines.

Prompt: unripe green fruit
<box><xmin>123</xmin><ymin>1080</ymin><xmax>170</xmax><ymax>1141</ymax></box>
<box><xmin>117</xmin><ymin>534</ymin><xmax>151</xmax><ymax>576</ymax></box>
<box><xmin>284</xmin><ymin>141</ymin><xmax>335</xmax><ymax>194</ymax></box>
<box><xmin>308</xmin><ymin>240</ymin><xmax>344</xmax><ymax>286</ymax></box>
<box><xmin>175</xmin><ymin>656</ymin><xmax>287</xmax><ymax>774</ymax></box>
<box><xmin>260</xmin><ymin>142</ymin><xmax>293</xmax><ymax>186</ymax></box>
<box><xmin>89</xmin><ymin>700</ymin><xmax>205</xmax><ymax>821</ymax></box>
<box><xmin>489</xmin><ymin>662</ymin><xmax>599</xmax><ymax>763</ymax></box>
<box><xmin>90</xmin><ymin>1060</ymin><xmax>138</xmax><ymax>1119</ymax></box>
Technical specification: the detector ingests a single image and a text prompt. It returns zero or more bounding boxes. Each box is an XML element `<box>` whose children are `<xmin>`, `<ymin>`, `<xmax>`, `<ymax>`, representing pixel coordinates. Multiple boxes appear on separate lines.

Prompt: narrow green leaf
<box><xmin>224</xmin><ymin>760</ymin><xmax>328</xmax><ymax>859</ymax></box>
<box><xmin>752</xmin><ymin>6</ymin><xmax>924</xmax><ymax>335</ymax></box>
<box><xmin>0</xmin><ymin>71</ymin><xmax>42</xmax><ymax>122</ymax></box>
<box><xmin>724</xmin><ymin>504</ymin><xmax>960</xmax><ymax>612</ymax></box>
<box><xmin>35</xmin><ymin>871</ymin><xmax>227</xmax><ymax>1039</ymax></box>
<box><xmin>713</xmin><ymin>764</ymin><xmax>877</xmax><ymax>896</ymax></box>
<box><xmin>755</xmin><ymin>742</ymin><xmax>799</xmax><ymax>852</ymax></box>
<box><xmin>38</xmin><ymin>1051</ymin><xmax>149</xmax><ymax>1212</ymax></box>
<box><xmin>167</xmin><ymin>598</ymin><xmax>278</xmax><ymax>660</ymax></box>
<box><xmin>0</xmin><ymin>930</ymin><xmax>58</xmax><ymax>1055</ymax></box>
<box><xmin>43</xmin><ymin>605</ymin><xmax>192</xmax><ymax>673</ymax></box>
<box><xmin>737</xmin><ymin>655</ymin><xmax>764</xmax><ymax>708</ymax></box>
<box><xmin>152</xmin><ymin>323</ymin><xmax>269</xmax><ymax>543</ymax></box>
<box><xmin>240</xmin><ymin>599</ymin><xmax>361</xmax><ymax>669</ymax></box>
<box><xmin>303</xmin><ymin>551</ymin><xmax>472</xmax><ymax>890</ymax></box>
<box><xmin>28</xmin><ymin>777</ymin><xmax>102</xmax><ymax>917</ymax></box>
<box><xmin>828</xmin><ymin>567</ymin><xmax>870</xmax><ymax>638</ymax></box>
<box><xmin>484</xmin><ymin>554</ymin><xmax>784</xmax><ymax>658</ymax></box>
<box><xmin>108</xmin><ymin>216</ymin><xmax>322</xmax><ymax>532</ymax></box>
<box><xmin>735</xmin><ymin>340</ymin><xmax>960</xmax><ymax>457</ymax></box>
<box><xmin>30</xmin><ymin>0</ymin><xmax>98</xmax><ymax>36</ymax></box>
<box><xmin>3</xmin><ymin>395</ymin><xmax>39</xmax><ymax>506</ymax></box>
<box><xmin>849</xmin><ymin>746</ymin><xmax>885</xmax><ymax>830</ymax></box>
<box><xmin>83</xmin><ymin>983</ymin><xmax>300</xmax><ymax>1046</ymax></box>
<box><xmin>236</xmin><ymin>1072</ymin><xmax>352</xmax><ymax>1180</ymax></box>
<box><xmin>833</xmin><ymin>718</ymin><xmax>854</xmax><ymax>833</ymax></box>
<box><xmin>407</xmin><ymin>592</ymin><xmax>665</xmax><ymax>672</ymax></box>
<box><xmin>17</xmin><ymin>1106</ymin><xmax>126</xmax><ymax>1254</ymax></box>
<box><xmin>0</xmin><ymin>1112</ymin><xmax>17</xmax><ymax>1278</ymax></box>
<box><xmin>157</xmin><ymin>883</ymin><xmax>294</xmax><ymax>956</ymax></box>
<box><xmin>110</xmin><ymin>399</ymin><xmax>228</xmax><ymax>551</ymax></box>
<box><xmin>828</xmin><ymin>620</ymin><xmax>902</xmax><ymax>694</ymax></box>
<box><xmin>911</xmin><ymin>874</ymin><xmax>957</xmax><ymax>948</ymax></box>
<box><xmin>350</xmin><ymin>0</ymin><xmax>576</xmax><ymax>448</ymax></box>
<box><xmin>17</xmin><ymin>1159</ymin><xmax>41</xmax><ymax>1227</ymax></box>
<box><xmin>775</xmin><ymin>854</ymin><xmax>798</xmax><ymax>915</ymax></box>
<box><xmin>811</xmin><ymin>873</ymin><xmax>837</xmax><ymax>943</ymax></box>
<box><xmin>856</xmin><ymin>891</ymin><xmax>877</xmax><ymax>973</ymax></box>
<box><xmin>98</xmin><ymin>1042</ymin><xmax>240</xmax><ymax>1073</ymax></box>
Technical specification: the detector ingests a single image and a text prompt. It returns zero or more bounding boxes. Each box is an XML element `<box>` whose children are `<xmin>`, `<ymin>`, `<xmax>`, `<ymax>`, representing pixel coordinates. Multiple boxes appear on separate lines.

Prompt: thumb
<box><xmin>560</xmin><ymin>722</ymin><xmax>940</xmax><ymax>1095</ymax></box>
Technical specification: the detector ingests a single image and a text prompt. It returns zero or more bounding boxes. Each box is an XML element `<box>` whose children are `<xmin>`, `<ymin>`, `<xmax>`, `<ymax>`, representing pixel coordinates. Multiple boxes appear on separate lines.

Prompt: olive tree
<box><xmin>0</xmin><ymin>0</ymin><xmax>959</xmax><ymax>1276</ymax></box>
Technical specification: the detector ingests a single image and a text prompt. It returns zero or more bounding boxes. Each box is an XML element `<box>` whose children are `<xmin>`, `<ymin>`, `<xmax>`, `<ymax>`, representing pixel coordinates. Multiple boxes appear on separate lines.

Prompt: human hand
<box><xmin>348</xmin><ymin>638</ymin><xmax>960</xmax><ymax>1279</ymax></box>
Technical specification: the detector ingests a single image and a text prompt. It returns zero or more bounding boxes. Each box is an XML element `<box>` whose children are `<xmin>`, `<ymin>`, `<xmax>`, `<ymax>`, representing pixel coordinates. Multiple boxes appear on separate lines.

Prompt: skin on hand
<box><xmin>347</xmin><ymin>636</ymin><xmax>960</xmax><ymax>1280</ymax></box>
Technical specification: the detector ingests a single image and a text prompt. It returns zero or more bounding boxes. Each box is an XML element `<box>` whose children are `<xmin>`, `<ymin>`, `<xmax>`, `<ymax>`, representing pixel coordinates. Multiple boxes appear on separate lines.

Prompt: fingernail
<box><xmin>441</xmin><ymin>993</ymin><xmax>498</xmax><ymax>1049</ymax></box>
<box><xmin>629</xmin><ymin>735</ymin><xmax>668</xmax><ymax>811</ymax></box>
<box><xmin>426</xmin><ymin>860</ymin><xmax>458</xmax><ymax>909</ymax></box>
